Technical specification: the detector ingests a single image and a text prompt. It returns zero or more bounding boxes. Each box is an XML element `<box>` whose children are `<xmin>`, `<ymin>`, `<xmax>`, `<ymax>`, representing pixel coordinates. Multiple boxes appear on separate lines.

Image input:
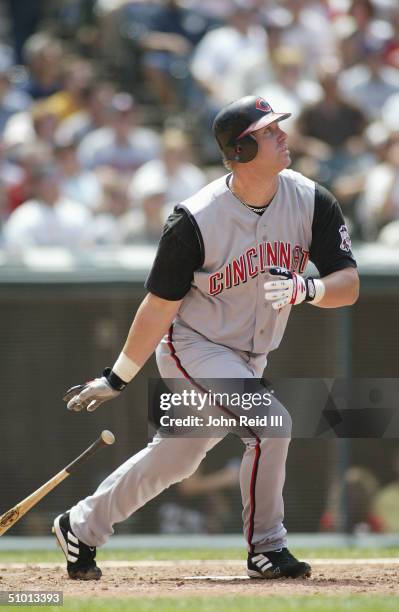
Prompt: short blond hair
<box><xmin>222</xmin><ymin>157</ymin><xmax>234</xmax><ymax>171</ymax></box>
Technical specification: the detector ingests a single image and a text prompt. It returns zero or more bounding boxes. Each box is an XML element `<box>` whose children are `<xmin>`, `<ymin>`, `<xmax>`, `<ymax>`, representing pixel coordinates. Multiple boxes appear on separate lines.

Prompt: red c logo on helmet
<box><xmin>255</xmin><ymin>98</ymin><xmax>272</xmax><ymax>113</ymax></box>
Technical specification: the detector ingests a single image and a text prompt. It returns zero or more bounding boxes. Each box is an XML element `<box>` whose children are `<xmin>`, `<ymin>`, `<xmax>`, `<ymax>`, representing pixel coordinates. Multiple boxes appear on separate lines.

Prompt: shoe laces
<box><xmin>77</xmin><ymin>541</ymin><xmax>96</xmax><ymax>566</ymax></box>
<box><xmin>264</xmin><ymin>548</ymin><xmax>298</xmax><ymax>566</ymax></box>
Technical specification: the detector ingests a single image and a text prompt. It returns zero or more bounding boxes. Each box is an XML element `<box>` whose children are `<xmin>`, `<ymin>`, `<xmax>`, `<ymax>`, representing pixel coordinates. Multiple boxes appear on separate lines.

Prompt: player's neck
<box><xmin>230</xmin><ymin>172</ymin><xmax>279</xmax><ymax>208</ymax></box>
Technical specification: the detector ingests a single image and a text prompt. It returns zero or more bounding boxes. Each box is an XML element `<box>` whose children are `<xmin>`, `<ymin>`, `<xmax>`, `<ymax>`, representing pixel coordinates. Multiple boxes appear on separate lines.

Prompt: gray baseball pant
<box><xmin>69</xmin><ymin>322</ymin><xmax>291</xmax><ymax>553</ymax></box>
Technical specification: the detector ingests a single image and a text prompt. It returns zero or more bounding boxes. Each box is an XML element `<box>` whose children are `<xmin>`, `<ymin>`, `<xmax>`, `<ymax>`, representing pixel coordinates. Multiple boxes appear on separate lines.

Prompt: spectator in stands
<box><xmin>129</xmin><ymin>128</ymin><xmax>206</xmax><ymax>209</ymax></box>
<box><xmin>0</xmin><ymin>141</ymin><xmax>23</xmax><ymax>193</ymax></box>
<box><xmin>190</xmin><ymin>0</ymin><xmax>265</xmax><ymax>161</ymax></box>
<box><xmin>6</xmin><ymin>142</ymin><xmax>52</xmax><ymax>214</ymax></box>
<box><xmin>0</xmin><ymin>0</ymin><xmax>397</xmax><ymax>250</ymax></box>
<box><xmin>31</xmin><ymin>100</ymin><xmax>59</xmax><ymax>147</ymax></box>
<box><xmin>88</xmin><ymin>168</ymin><xmax>133</xmax><ymax>245</ymax></box>
<box><xmin>130</xmin><ymin>172</ymin><xmax>169</xmax><ymax>243</ymax></box>
<box><xmin>2</xmin><ymin>98</ymin><xmax>59</xmax><ymax>151</ymax></box>
<box><xmin>52</xmin><ymin>0</ymin><xmax>100</xmax><ymax>59</ymax></box>
<box><xmin>139</xmin><ymin>0</ymin><xmax>209</xmax><ymax>110</ymax></box>
<box><xmin>331</xmin><ymin>119</ymin><xmax>389</xmax><ymax>237</ymax></box>
<box><xmin>77</xmin><ymin>92</ymin><xmax>160</xmax><ymax>173</ymax></box>
<box><xmin>95</xmin><ymin>0</ymin><xmax>160</xmax><ymax>92</ymax></box>
<box><xmin>373</xmin><ymin>448</ymin><xmax>399</xmax><ymax>532</ymax></box>
<box><xmin>3</xmin><ymin>164</ymin><xmax>92</xmax><ymax>249</ymax></box>
<box><xmin>0</xmin><ymin>56</ymin><xmax>32</xmax><ymax>135</ymax></box>
<box><xmin>293</xmin><ymin>59</ymin><xmax>367</xmax><ymax>188</ymax></box>
<box><xmin>55</xmin><ymin>81</ymin><xmax>115</xmax><ymax>145</ymax></box>
<box><xmin>190</xmin><ymin>0</ymin><xmax>266</xmax><ymax>109</ymax></box>
<box><xmin>384</xmin><ymin>6</ymin><xmax>399</xmax><ymax>70</ymax></box>
<box><xmin>54</xmin><ymin>135</ymin><xmax>102</xmax><ymax>211</ymax></box>
<box><xmin>89</xmin><ymin>166</ymin><xmax>166</xmax><ymax>245</ymax></box>
<box><xmin>20</xmin><ymin>33</ymin><xmax>63</xmax><ymax>100</ymax></box>
<box><xmin>253</xmin><ymin>46</ymin><xmax>322</xmax><ymax>133</ymax></box>
<box><xmin>184</xmin><ymin>0</ymin><xmax>242</xmax><ymax>21</ymax></box>
<box><xmin>338</xmin><ymin>0</ymin><xmax>376</xmax><ymax>69</ymax></box>
<box><xmin>44</xmin><ymin>57</ymin><xmax>96</xmax><ymax>122</ymax></box>
<box><xmin>276</xmin><ymin>0</ymin><xmax>337</xmax><ymax>77</ymax></box>
<box><xmin>223</xmin><ymin>21</ymin><xmax>277</xmax><ymax>102</ymax></box>
<box><xmin>339</xmin><ymin>33</ymin><xmax>399</xmax><ymax>121</ymax></box>
<box><xmin>320</xmin><ymin>466</ymin><xmax>382</xmax><ymax>533</ymax></box>
<box><xmin>357</xmin><ymin>131</ymin><xmax>399</xmax><ymax>242</ymax></box>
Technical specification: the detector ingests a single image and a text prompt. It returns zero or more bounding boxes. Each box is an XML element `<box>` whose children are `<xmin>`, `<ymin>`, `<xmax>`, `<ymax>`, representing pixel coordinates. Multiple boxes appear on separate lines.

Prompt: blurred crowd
<box><xmin>1</xmin><ymin>0</ymin><xmax>399</xmax><ymax>250</ymax></box>
<box><xmin>320</xmin><ymin>448</ymin><xmax>399</xmax><ymax>534</ymax></box>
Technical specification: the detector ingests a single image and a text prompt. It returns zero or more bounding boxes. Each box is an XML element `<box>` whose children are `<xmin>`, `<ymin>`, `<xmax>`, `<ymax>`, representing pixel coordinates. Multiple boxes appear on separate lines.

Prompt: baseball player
<box><xmin>53</xmin><ymin>96</ymin><xmax>359</xmax><ymax>581</ymax></box>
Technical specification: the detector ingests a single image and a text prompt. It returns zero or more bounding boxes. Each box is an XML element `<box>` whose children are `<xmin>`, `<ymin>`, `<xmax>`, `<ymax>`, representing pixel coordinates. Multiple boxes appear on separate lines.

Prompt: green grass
<box><xmin>20</xmin><ymin>597</ymin><xmax>399</xmax><ymax>612</ymax></box>
<box><xmin>1</xmin><ymin>548</ymin><xmax>398</xmax><ymax>611</ymax></box>
<box><xmin>0</xmin><ymin>546</ymin><xmax>398</xmax><ymax>563</ymax></box>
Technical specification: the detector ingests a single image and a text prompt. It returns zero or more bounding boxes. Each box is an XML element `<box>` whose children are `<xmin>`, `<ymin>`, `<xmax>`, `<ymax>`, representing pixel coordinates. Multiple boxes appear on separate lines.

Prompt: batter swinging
<box><xmin>53</xmin><ymin>96</ymin><xmax>359</xmax><ymax>581</ymax></box>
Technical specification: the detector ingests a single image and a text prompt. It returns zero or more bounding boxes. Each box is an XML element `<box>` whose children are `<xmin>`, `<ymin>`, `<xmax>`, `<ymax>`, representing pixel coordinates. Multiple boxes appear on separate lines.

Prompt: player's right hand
<box><xmin>63</xmin><ymin>371</ymin><xmax>121</xmax><ymax>412</ymax></box>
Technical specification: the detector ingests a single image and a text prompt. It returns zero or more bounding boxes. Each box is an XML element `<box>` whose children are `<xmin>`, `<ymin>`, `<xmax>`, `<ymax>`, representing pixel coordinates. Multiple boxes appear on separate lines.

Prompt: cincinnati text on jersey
<box><xmin>208</xmin><ymin>241</ymin><xmax>310</xmax><ymax>296</ymax></box>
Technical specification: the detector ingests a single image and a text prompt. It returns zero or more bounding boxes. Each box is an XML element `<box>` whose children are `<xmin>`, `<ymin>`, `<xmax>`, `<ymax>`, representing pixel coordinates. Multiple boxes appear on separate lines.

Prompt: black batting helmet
<box><xmin>212</xmin><ymin>96</ymin><xmax>291</xmax><ymax>163</ymax></box>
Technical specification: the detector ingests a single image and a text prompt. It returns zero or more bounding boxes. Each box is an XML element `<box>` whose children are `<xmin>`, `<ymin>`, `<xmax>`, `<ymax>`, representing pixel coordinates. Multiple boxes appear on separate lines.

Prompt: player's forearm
<box><xmin>122</xmin><ymin>293</ymin><xmax>182</xmax><ymax>367</ymax></box>
<box><xmin>110</xmin><ymin>293</ymin><xmax>183</xmax><ymax>383</ymax></box>
<box><xmin>313</xmin><ymin>268</ymin><xmax>359</xmax><ymax>308</ymax></box>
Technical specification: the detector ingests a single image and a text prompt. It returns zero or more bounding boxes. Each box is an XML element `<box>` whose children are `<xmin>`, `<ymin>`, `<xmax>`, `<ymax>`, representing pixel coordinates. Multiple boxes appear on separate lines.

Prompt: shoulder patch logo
<box><xmin>339</xmin><ymin>224</ymin><xmax>352</xmax><ymax>252</ymax></box>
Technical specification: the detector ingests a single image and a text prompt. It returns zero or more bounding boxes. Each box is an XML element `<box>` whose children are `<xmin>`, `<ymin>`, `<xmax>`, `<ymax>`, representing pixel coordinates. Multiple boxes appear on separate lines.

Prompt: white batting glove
<box><xmin>264</xmin><ymin>267</ymin><xmax>325</xmax><ymax>310</ymax></box>
<box><xmin>63</xmin><ymin>368</ymin><xmax>126</xmax><ymax>412</ymax></box>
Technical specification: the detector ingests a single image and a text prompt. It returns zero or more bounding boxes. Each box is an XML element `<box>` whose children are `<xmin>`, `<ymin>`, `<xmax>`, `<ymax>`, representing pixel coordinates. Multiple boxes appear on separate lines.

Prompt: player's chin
<box><xmin>281</xmin><ymin>150</ymin><xmax>291</xmax><ymax>168</ymax></box>
<box><xmin>277</xmin><ymin>151</ymin><xmax>291</xmax><ymax>170</ymax></box>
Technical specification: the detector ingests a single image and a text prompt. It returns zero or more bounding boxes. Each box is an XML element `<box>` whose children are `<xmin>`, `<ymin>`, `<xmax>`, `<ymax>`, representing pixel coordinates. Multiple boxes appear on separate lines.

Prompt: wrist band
<box><xmin>112</xmin><ymin>352</ymin><xmax>140</xmax><ymax>383</ymax></box>
<box><xmin>103</xmin><ymin>367</ymin><xmax>127</xmax><ymax>391</ymax></box>
<box><xmin>305</xmin><ymin>278</ymin><xmax>326</xmax><ymax>304</ymax></box>
<box><xmin>311</xmin><ymin>279</ymin><xmax>326</xmax><ymax>304</ymax></box>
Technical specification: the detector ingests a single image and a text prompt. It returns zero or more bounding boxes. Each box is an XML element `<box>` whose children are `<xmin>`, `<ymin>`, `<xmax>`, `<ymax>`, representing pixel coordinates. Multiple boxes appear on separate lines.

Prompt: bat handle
<box><xmin>65</xmin><ymin>430</ymin><xmax>115</xmax><ymax>474</ymax></box>
<box><xmin>0</xmin><ymin>431</ymin><xmax>115</xmax><ymax>537</ymax></box>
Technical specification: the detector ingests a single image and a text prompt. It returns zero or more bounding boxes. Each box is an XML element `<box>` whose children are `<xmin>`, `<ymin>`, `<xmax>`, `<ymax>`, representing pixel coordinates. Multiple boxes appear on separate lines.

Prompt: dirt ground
<box><xmin>0</xmin><ymin>559</ymin><xmax>398</xmax><ymax>598</ymax></box>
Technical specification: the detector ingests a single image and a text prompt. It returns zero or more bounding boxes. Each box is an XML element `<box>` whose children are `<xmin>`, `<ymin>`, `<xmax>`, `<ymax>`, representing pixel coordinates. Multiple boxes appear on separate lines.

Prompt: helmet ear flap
<box><xmin>233</xmin><ymin>135</ymin><xmax>258</xmax><ymax>163</ymax></box>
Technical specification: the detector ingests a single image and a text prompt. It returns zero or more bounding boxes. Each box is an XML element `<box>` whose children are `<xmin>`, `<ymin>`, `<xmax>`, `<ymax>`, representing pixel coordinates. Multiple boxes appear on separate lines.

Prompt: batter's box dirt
<box><xmin>0</xmin><ymin>560</ymin><xmax>398</xmax><ymax>599</ymax></box>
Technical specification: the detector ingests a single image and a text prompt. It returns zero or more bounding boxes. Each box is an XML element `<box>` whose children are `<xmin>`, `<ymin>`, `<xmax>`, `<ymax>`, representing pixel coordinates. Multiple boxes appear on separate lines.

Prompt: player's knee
<box><xmin>176</xmin><ymin>441</ymin><xmax>208</xmax><ymax>480</ymax></box>
<box><xmin>262</xmin><ymin>402</ymin><xmax>292</xmax><ymax>438</ymax></box>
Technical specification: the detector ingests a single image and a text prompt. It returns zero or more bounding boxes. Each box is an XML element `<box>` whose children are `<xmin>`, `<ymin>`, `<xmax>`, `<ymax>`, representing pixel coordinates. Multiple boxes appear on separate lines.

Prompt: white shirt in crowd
<box><xmin>190</xmin><ymin>24</ymin><xmax>266</xmax><ymax>105</ymax></box>
<box><xmin>357</xmin><ymin>163</ymin><xmax>399</xmax><ymax>238</ymax></box>
<box><xmin>223</xmin><ymin>50</ymin><xmax>274</xmax><ymax>102</ymax></box>
<box><xmin>59</xmin><ymin>171</ymin><xmax>102</xmax><ymax>211</ymax></box>
<box><xmin>129</xmin><ymin>159</ymin><xmax>207</xmax><ymax>208</ymax></box>
<box><xmin>77</xmin><ymin>127</ymin><xmax>161</xmax><ymax>172</ymax></box>
<box><xmin>339</xmin><ymin>65</ymin><xmax>399</xmax><ymax>121</ymax></box>
<box><xmin>278</xmin><ymin>9</ymin><xmax>336</xmax><ymax>76</ymax></box>
<box><xmin>253</xmin><ymin>80</ymin><xmax>322</xmax><ymax>132</ymax></box>
<box><xmin>3</xmin><ymin>198</ymin><xmax>92</xmax><ymax>249</ymax></box>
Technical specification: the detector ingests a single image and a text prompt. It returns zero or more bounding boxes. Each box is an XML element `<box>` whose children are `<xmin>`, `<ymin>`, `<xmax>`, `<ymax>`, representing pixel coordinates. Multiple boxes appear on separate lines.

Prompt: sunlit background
<box><xmin>0</xmin><ymin>0</ymin><xmax>398</xmax><ymax>543</ymax></box>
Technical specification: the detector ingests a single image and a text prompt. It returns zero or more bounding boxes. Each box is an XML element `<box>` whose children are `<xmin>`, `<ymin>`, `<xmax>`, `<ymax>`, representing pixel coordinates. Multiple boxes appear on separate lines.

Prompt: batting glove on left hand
<box><xmin>264</xmin><ymin>267</ymin><xmax>318</xmax><ymax>310</ymax></box>
<box><xmin>63</xmin><ymin>368</ymin><xmax>126</xmax><ymax>412</ymax></box>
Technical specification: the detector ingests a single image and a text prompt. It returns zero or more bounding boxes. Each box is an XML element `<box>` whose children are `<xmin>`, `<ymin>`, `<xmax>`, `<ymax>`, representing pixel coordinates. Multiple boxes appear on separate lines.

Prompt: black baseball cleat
<box><xmin>52</xmin><ymin>512</ymin><xmax>102</xmax><ymax>580</ymax></box>
<box><xmin>247</xmin><ymin>548</ymin><xmax>311</xmax><ymax>579</ymax></box>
